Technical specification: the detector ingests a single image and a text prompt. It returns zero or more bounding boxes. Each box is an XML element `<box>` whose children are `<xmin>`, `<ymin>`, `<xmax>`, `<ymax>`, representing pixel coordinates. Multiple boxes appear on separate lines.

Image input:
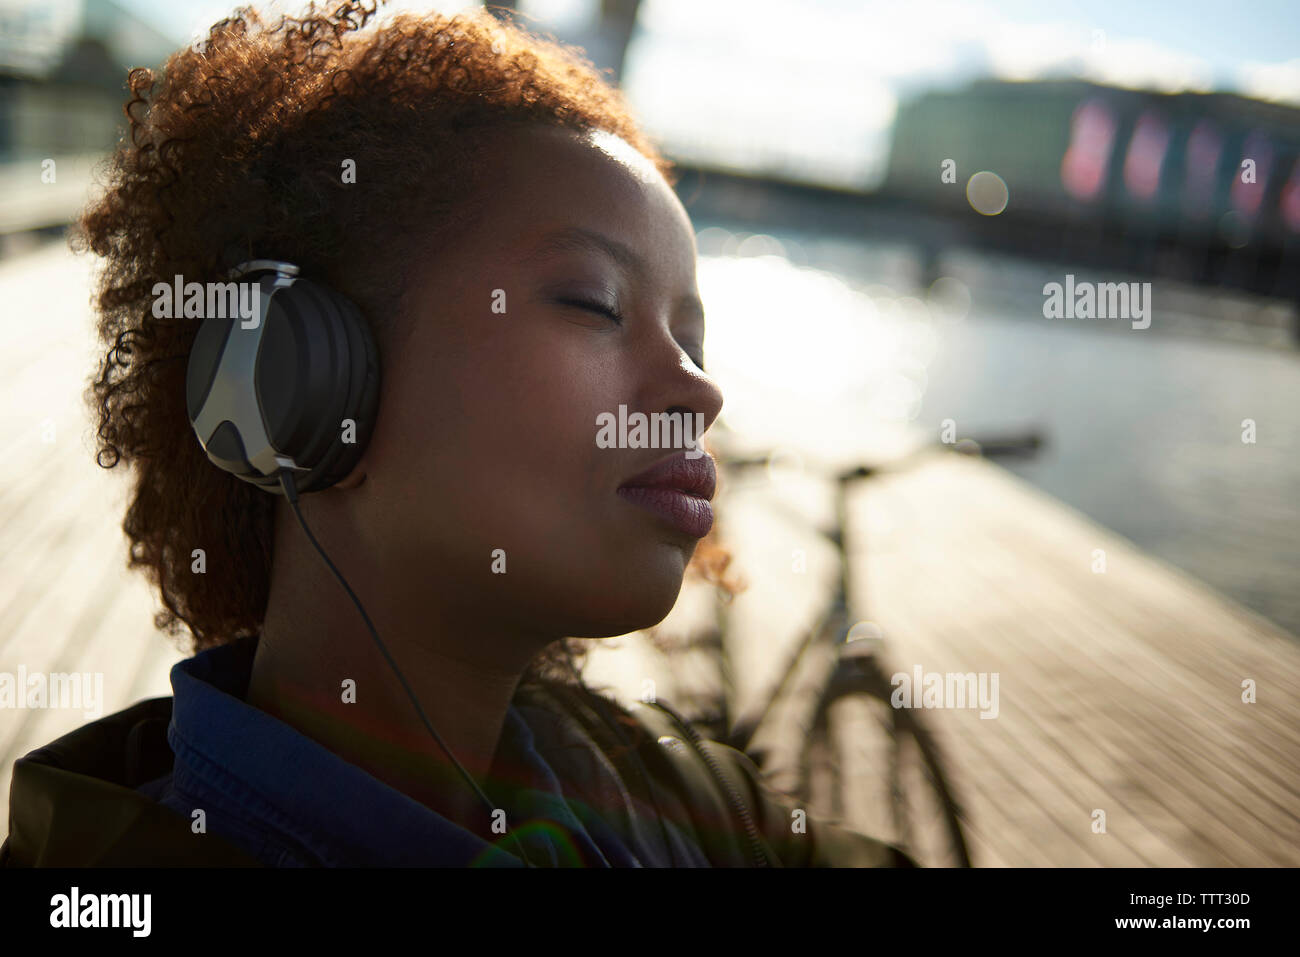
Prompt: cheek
<box><xmin>477</xmin><ymin>352</ymin><xmax>692</xmax><ymax>633</ymax></box>
<box><xmin>413</xmin><ymin>327</ymin><xmax>618</xmax><ymax>544</ymax></box>
<box><xmin>374</xmin><ymin>319</ymin><xmax>689</xmax><ymax>635</ymax></box>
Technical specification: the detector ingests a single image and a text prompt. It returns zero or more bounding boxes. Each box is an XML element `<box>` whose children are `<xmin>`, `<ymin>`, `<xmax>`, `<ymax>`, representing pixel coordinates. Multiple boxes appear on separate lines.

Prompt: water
<box><xmin>700</xmin><ymin>221</ymin><xmax>1300</xmax><ymax>639</ymax></box>
<box><xmin>918</xmin><ymin>304</ymin><xmax>1300</xmax><ymax>638</ymax></box>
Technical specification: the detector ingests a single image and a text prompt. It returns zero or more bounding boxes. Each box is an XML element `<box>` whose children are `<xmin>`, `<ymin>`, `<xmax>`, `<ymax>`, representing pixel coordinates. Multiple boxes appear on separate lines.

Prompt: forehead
<box><xmin>466</xmin><ymin>124</ymin><xmax>697</xmax><ymax>278</ymax></box>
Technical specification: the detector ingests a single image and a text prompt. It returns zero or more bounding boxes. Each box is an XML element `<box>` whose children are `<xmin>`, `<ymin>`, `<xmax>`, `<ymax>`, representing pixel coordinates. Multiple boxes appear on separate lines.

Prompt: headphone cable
<box><xmin>277</xmin><ymin>470</ymin><xmax>539</xmax><ymax>868</ymax></box>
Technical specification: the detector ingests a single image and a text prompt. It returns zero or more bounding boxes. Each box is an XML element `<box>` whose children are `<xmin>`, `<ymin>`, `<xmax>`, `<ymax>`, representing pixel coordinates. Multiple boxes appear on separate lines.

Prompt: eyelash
<box><xmin>561</xmin><ymin>298</ymin><xmax>624</xmax><ymax>325</ymax></box>
<box><xmin>559</xmin><ymin>298</ymin><xmax>706</xmax><ymax>371</ymax></box>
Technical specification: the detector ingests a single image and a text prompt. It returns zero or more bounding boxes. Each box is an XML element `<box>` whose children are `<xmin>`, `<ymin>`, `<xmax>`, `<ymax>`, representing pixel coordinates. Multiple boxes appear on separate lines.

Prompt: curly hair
<box><xmin>72</xmin><ymin>0</ymin><xmax>740</xmax><ymax>688</ymax></box>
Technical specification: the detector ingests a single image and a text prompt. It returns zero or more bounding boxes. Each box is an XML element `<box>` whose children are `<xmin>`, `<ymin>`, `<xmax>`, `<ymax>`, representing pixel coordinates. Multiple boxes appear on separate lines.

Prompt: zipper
<box><xmin>651</xmin><ymin>700</ymin><xmax>771</xmax><ymax>868</ymax></box>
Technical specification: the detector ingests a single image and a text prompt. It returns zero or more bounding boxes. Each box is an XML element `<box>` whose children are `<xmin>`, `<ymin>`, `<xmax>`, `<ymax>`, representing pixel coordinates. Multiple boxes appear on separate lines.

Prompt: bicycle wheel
<box><xmin>798</xmin><ymin>658</ymin><xmax>972</xmax><ymax>867</ymax></box>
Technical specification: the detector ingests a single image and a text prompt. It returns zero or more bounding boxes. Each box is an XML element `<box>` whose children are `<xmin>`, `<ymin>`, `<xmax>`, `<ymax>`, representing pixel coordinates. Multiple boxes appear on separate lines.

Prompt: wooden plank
<box><xmin>882</xmin><ymin>601</ymin><xmax>1227</xmax><ymax>865</ymax></box>
<box><xmin>863</xmin><ymin>458</ymin><xmax>1300</xmax><ymax>792</ymax></box>
<box><xmin>0</xmin><ymin>508</ymin><xmax>129</xmax><ymax>758</ymax></box>
<box><xmin>0</xmin><ymin>574</ymin><xmax>170</xmax><ymax>845</ymax></box>
<box><xmin>0</xmin><ymin>447</ymin><xmax>115</xmax><ymax>653</ymax></box>
<box><xmin>854</xmin><ymin>451</ymin><xmax>1300</xmax><ymax>866</ymax></box>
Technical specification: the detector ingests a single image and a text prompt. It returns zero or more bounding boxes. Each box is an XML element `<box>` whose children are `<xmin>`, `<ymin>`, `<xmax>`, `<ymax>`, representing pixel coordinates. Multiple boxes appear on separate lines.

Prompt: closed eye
<box><xmin>556</xmin><ymin>297</ymin><xmax>705</xmax><ymax>370</ymax></box>
<box><xmin>556</xmin><ymin>298</ymin><xmax>623</xmax><ymax>325</ymax></box>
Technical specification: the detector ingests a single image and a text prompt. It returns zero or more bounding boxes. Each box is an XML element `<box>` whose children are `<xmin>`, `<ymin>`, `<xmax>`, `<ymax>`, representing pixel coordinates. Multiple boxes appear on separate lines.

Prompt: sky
<box><xmin>107</xmin><ymin>0</ymin><xmax>1300</xmax><ymax>187</ymax></box>
<box><xmin>119</xmin><ymin>0</ymin><xmax>1300</xmax><ymax>92</ymax></box>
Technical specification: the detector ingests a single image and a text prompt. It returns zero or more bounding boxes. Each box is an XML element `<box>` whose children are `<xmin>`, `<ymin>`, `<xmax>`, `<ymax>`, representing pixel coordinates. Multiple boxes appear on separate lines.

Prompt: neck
<box><xmin>246</xmin><ymin>499</ymin><xmax>551</xmax><ymax>834</ymax></box>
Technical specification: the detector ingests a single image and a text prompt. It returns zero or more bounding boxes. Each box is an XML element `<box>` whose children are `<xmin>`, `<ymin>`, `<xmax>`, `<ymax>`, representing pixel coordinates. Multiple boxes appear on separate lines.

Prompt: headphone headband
<box><xmin>227</xmin><ymin>259</ymin><xmax>300</xmax><ymax>281</ymax></box>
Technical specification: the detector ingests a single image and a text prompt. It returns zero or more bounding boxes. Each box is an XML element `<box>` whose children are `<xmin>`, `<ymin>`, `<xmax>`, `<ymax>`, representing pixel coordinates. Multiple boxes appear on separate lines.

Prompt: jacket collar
<box><xmin>164</xmin><ymin>634</ymin><xmax>629</xmax><ymax>866</ymax></box>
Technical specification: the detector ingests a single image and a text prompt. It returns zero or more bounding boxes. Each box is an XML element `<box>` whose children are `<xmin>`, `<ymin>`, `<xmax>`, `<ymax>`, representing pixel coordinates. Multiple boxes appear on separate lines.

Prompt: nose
<box><xmin>643</xmin><ymin>340</ymin><xmax>724</xmax><ymax>441</ymax></box>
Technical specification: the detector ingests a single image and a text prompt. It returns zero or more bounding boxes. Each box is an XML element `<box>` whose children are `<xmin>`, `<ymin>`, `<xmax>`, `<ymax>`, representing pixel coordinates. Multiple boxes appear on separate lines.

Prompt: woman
<box><xmin>2</xmin><ymin>2</ymin><xmax>912</xmax><ymax>867</ymax></box>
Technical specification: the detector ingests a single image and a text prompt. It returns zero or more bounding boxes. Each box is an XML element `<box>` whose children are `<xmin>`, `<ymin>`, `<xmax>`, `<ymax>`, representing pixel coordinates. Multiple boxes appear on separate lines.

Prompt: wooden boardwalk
<box><xmin>853</xmin><ymin>452</ymin><xmax>1300</xmax><ymax>865</ymax></box>
<box><xmin>586</xmin><ymin>450</ymin><xmax>1300</xmax><ymax>866</ymax></box>
<box><xmin>4</xmin><ymin>238</ymin><xmax>1298</xmax><ymax>864</ymax></box>
<box><xmin>0</xmin><ymin>240</ymin><xmax>190</xmax><ymax>836</ymax></box>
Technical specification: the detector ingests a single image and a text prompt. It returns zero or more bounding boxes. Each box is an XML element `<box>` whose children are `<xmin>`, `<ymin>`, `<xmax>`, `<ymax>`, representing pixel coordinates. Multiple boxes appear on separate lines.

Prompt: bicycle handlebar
<box><xmin>717</xmin><ymin>429</ymin><xmax>1046</xmax><ymax>484</ymax></box>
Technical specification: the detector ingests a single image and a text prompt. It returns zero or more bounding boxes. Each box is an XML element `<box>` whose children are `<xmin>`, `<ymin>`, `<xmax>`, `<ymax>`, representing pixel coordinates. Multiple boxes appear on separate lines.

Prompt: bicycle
<box><xmin>666</xmin><ymin>430</ymin><xmax>1043</xmax><ymax>867</ymax></box>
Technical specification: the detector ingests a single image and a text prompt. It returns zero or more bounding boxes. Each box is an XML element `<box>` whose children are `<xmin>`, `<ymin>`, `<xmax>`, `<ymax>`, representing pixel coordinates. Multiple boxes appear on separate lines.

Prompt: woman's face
<box><xmin>357</xmin><ymin>124</ymin><xmax>724</xmax><ymax>652</ymax></box>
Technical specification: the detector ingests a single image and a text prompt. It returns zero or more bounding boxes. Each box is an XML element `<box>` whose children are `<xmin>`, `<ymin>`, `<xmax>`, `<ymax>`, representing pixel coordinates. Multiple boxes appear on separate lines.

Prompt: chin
<box><xmin>565</xmin><ymin>567</ymin><xmax>688</xmax><ymax>638</ymax></box>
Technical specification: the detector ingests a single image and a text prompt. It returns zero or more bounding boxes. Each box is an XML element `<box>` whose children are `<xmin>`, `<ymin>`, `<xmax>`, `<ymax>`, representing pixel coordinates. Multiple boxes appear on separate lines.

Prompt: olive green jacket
<box><xmin>1</xmin><ymin>680</ymin><xmax>913</xmax><ymax>868</ymax></box>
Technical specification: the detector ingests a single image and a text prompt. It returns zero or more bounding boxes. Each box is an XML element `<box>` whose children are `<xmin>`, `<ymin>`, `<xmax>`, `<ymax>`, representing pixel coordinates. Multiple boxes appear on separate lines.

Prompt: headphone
<box><xmin>184</xmin><ymin>260</ymin><xmax>380</xmax><ymax>496</ymax></box>
<box><xmin>185</xmin><ymin>260</ymin><xmax>684</xmax><ymax>868</ymax></box>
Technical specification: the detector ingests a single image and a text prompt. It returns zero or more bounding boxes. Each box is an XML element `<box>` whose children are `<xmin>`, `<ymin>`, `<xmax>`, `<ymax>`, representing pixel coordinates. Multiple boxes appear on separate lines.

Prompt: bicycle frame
<box><xmin>702</xmin><ymin>433</ymin><xmax>1043</xmax><ymax>761</ymax></box>
<box><xmin>719</xmin><ymin>464</ymin><xmax>864</xmax><ymax>757</ymax></box>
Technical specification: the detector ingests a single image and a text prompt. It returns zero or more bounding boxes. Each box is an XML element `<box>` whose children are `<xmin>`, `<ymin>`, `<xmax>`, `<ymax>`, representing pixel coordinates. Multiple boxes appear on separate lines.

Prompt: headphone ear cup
<box><xmin>291</xmin><ymin>285</ymin><xmax>381</xmax><ymax>494</ymax></box>
<box><xmin>258</xmin><ymin>278</ymin><xmax>381</xmax><ymax>495</ymax></box>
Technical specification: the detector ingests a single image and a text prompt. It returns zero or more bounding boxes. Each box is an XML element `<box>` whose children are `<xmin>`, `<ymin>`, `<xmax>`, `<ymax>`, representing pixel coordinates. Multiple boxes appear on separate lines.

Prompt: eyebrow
<box><xmin>521</xmin><ymin>225</ymin><xmax>706</xmax><ymax>324</ymax></box>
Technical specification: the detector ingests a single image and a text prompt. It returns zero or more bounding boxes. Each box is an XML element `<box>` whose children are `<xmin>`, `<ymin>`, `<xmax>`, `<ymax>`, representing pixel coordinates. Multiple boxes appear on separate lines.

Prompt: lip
<box><xmin>617</xmin><ymin>451</ymin><xmax>716</xmax><ymax>539</ymax></box>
